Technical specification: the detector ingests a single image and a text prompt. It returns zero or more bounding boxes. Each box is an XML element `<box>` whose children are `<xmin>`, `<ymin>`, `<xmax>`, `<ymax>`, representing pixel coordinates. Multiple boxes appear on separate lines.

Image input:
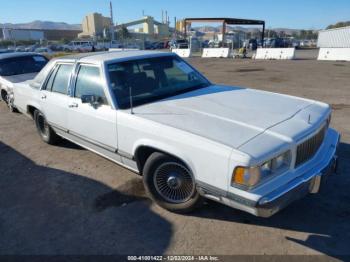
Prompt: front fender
<box><xmin>132</xmin><ymin>139</ymin><xmax>197</xmax><ymax>178</ymax></box>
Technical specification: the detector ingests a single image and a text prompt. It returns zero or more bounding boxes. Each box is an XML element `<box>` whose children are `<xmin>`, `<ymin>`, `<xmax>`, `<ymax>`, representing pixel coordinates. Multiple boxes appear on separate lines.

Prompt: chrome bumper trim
<box><xmin>197</xmin><ymin>130</ymin><xmax>340</xmax><ymax>218</ymax></box>
<box><xmin>258</xmin><ymin>131</ymin><xmax>340</xmax><ymax>206</ymax></box>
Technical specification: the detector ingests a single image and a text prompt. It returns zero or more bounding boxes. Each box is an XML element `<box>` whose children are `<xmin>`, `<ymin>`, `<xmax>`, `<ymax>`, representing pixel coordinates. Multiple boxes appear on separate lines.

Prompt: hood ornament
<box><xmin>308</xmin><ymin>114</ymin><xmax>312</xmax><ymax>124</ymax></box>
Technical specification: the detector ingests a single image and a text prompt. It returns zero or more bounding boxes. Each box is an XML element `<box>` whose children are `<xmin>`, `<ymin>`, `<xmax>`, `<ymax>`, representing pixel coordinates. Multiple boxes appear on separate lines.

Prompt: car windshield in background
<box><xmin>0</xmin><ymin>55</ymin><xmax>48</xmax><ymax>76</ymax></box>
<box><xmin>108</xmin><ymin>56</ymin><xmax>210</xmax><ymax>109</ymax></box>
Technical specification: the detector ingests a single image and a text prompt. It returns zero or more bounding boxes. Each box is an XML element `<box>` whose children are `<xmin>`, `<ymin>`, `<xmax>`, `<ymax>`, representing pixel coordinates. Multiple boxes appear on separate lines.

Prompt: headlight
<box><xmin>232</xmin><ymin>151</ymin><xmax>291</xmax><ymax>189</ymax></box>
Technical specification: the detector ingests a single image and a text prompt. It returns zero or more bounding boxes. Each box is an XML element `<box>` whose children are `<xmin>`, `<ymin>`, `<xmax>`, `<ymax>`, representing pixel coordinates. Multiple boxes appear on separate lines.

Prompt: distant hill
<box><xmin>326</xmin><ymin>21</ymin><xmax>350</xmax><ymax>29</ymax></box>
<box><xmin>0</xmin><ymin>20</ymin><xmax>81</xmax><ymax>30</ymax></box>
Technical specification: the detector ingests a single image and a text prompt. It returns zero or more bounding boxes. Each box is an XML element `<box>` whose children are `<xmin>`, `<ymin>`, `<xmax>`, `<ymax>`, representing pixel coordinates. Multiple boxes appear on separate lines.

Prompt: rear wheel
<box><xmin>143</xmin><ymin>152</ymin><xmax>202</xmax><ymax>213</ymax></box>
<box><xmin>34</xmin><ymin>110</ymin><xmax>60</xmax><ymax>145</ymax></box>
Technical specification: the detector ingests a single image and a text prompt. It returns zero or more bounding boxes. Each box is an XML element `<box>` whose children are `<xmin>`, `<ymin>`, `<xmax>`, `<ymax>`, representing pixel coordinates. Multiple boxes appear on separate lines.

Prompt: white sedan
<box><xmin>12</xmin><ymin>51</ymin><xmax>340</xmax><ymax>217</ymax></box>
<box><xmin>0</xmin><ymin>52</ymin><xmax>48</xmax><ymax>111</ymax></box>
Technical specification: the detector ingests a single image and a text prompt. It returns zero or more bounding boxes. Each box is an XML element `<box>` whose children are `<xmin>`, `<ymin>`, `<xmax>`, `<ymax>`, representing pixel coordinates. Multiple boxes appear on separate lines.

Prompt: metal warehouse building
<box><xmin>1</xmin><ymin>28</ymin><xmax>44</xmax><ymax>41</ymax></box>
<box><xmin>317</xmin><ymin>26</ymin><xmax>350</xmax><ymax>48</ymax></box>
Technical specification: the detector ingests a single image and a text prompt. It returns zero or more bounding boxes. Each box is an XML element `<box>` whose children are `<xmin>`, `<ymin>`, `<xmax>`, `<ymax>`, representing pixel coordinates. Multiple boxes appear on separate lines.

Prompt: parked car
<box><xmin>201</xmin><ymin>40</ymin><xmax>210</xmax><ymax>48</ymax></box>
<box><xmin>169</xmin><ymin>39</ymin><xmax>189</xmax><ymax>50</ymax></box>
<box><xmin>0</xmin><ymin>52</ymin><xmax>48</xmax><ymax>111</ymax></box>
<box><xmin>25</xmin><ymin>44</ymin><xmax>40</xmax><ymax>52</ymax></box>
<box><xmin>0</xmin><ymin>49</ymin><xmax>14</xmax><ymax>54</ymax></box>
<box><xmin>248</xmin><ymin>39</ymin><xmax>258</xmax><ymax>51</ymax></box>
<box><xmin>15</xmin><ymin>46</ymin><xmax>26</xmax><ymax>52</ymax></box>
<box><xmin>151</xmin><ymin>42</ymin><xmax>165</xmax><ymax>50</ymax></box>
<box><xmin>63</xmin><ymin>41</ymin><xmax>94</xmax><ymax>52</ymax></box>
<box><xmin>34</xmin><ymin>47</ymin><xmax>53</xmax><ymax>55</ymax></box>
<box><xmin>12</xmin><ymin>51</ymin><xmax>340</xmax><ymax>217</ymax></box>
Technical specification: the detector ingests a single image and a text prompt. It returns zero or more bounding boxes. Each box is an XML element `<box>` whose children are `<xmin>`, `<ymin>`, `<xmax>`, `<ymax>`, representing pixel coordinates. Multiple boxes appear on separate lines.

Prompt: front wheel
<box><xmin>34</xmin><ymin>110</ymin><xmax>60</xmax><ymax>145</ymax></box>
<box><xmin>143</xmin><ymin>152</ymin><xmax>202</xmax><ymax>213</ymax></box>
<box><xmin>7</xmin><ymin>93</ymin><xmax>18</xmax><ymax>113</ymax></box>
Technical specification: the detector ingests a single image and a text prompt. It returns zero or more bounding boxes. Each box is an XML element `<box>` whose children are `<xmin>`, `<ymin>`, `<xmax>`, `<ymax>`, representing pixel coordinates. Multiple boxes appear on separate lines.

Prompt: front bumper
<box><xmin>198</xmin><ymin>129</ymin><xmax>341</xmax><ymax>217</ymax></box>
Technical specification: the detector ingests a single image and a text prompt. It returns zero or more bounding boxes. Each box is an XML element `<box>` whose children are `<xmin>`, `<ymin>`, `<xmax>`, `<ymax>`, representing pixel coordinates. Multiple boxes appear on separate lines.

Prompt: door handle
<box><xmin>41</xmin><ymin>94</ymin><xmax>47</xmax><ymax>99</ymax></box>
<box><xmin>68</xmin><ymin>103</ymin><xmax>79</xmax><ymax>108</ymax></box>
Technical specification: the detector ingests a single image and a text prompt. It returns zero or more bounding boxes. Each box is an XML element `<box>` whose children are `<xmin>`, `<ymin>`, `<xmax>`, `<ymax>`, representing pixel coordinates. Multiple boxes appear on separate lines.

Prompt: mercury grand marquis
<box><xmin>12</xmin><ymin>51</ymin><xmax>340</xmax><ymax>217</ymax></box>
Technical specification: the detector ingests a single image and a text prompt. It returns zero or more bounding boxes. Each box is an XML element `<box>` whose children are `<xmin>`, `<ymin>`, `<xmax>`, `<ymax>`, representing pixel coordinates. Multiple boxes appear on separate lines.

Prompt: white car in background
<box><xmin>12</xmin><ymin>51</ymin><xmax>340</xmax><ymax>217</ymax></box>
<box><xmin>63</xmin><ymin>41</ymin><xmax>94</xmax><ymax>52</ymax></box>
<box><xmin>0</xmin><ymin>52</ymin><xmax>48</xmax><ymax>111</ymax></box>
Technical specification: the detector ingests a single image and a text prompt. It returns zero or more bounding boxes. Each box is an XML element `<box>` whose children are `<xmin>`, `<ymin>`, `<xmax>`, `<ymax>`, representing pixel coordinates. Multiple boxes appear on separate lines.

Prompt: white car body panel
<box><xmin>117</xmin><ymin>110</ymin><xmax>237</xmax><ymax>191</ymax></box>
<box><xmin>132</xmin><ymin>85</ymin><xmax>314</xmax><ymax>149</ymax></box>
<box><xmin>12</xmin><ymin>81</ymin><xmax>42</xmax><ymax>115</ymax></box>
<box><xmin>40</xmin><ymin>91</ymin><xmax>70</xmax><ymax>130</ymax></box>
<box><xmin>10</xmin><ymin>51</ymin><xmax>340</xmax><ymax>217</ymax></box>
<box><xmin>67</xmin><ymin>97</ymin><xmax>118</xmax><ymax>151</ymax></box>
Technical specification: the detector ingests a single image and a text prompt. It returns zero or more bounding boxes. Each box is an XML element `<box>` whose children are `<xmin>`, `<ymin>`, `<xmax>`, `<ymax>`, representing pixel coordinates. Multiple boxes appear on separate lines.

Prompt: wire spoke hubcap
<box><xmin>154</xmin><ymin>162</ymin><xmax>195</xmax><ymax>204</ymax></box>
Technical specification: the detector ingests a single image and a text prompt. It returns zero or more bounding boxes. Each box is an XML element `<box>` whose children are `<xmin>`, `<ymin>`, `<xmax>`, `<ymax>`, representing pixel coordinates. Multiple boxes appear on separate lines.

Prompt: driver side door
<box><xmin>67</xmin><ymin>64</ymin><xmax>119</xmax><ymax>155</ymax></box>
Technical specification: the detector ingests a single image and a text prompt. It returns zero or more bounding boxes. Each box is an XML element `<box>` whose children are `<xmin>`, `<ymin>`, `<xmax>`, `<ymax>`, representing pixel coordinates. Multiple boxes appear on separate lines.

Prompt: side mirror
<box><xmin>81</xmin><ymin>94</ymin><xmax>100</xmax><ymax>106</ymax></box>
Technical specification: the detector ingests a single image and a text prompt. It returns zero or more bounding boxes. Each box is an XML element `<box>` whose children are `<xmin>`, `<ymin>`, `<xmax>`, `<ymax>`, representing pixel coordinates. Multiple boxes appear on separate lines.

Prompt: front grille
<box><xmin>295</xmin><ymin>125</ymin><xmax>327</xmax><ymax>167</ymax></box>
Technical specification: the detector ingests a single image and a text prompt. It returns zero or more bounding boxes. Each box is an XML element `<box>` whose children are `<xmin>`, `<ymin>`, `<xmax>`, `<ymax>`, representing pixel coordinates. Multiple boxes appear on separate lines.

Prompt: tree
<box><xmin>117</xmin><ymin>26</ymin><xmax>130</xmax><ymax>40</ymax></box>
<box><xmin>265</xmin><ymin>30</ymin><xmax>278</xmax><ymax>38</ymax></box>
<box><xmin>326</xmin><ymin>21</ymin><xmax>350</xmax><ymax>29</ymax></box>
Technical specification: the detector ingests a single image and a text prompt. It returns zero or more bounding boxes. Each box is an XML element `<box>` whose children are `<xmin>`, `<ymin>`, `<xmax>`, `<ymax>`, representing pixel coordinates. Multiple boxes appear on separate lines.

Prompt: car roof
<box><xmin>0</xmin><ymin>52</ymin><xmax>43</xmax><ymax>60</ymax></box>
<box><xmin>55</xmin><ymin>50</ymin><xmax>173</xmax><ymax>64</ymax></box>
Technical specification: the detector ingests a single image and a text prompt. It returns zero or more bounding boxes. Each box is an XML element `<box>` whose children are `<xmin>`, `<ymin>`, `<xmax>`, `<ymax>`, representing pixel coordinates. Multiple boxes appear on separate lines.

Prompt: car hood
<box><xmin>0</xmin><ymin>72</ymin><xmax>38</xmax><ymax>87</ymax></box>
<box><xmin>132</xmin><ymin>85</ymin><xmax>315</xmax><ymax>148</ymax></box>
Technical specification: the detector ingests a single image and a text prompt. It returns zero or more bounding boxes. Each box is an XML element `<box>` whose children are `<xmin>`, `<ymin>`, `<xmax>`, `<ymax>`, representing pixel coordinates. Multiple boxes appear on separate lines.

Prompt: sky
<box><xmin>0</xmin><ymin>0</ymin><xmax>349</xmax><ymax>29</ymax></box>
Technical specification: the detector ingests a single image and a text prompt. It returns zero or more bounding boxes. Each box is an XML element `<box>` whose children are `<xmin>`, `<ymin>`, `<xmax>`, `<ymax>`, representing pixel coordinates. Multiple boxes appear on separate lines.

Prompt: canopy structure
<box><xmin>184</xmin><ymin>18</ymin><xmax>266</xmax><ymax>46</ymax></box>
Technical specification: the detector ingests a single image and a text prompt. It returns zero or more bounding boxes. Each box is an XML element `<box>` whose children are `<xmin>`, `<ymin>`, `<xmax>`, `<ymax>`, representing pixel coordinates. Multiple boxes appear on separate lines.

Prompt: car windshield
<box><xmin>0</xmin><ymin>55</ymin><xmax>48</xmax><ymax>76</ymax></box>
<box><xmin>108</xmin><ymin>55</ymin><xmax>210</xmax><ymax>109</ymax></box>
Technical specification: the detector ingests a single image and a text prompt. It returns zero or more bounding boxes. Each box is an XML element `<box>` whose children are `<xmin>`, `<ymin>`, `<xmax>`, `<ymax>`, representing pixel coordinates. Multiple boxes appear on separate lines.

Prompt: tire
<box><xmin>34</xmin><ymin>110</ymin><xmax>60</xmax><ymax>145</ymax></box>
<box><xmin>7</xmin><ymin>93</ymin><xmax>18</xmax><ymax>113</ymax></box>
<box><xmin>1</xmin><ymin>90</ymin><xmax>8</xmax><ymax>104</ymax></box>
<box><xmin>143</xmin><ymin>152</ymin><xmax>202</xmax><ymax>213</ymax></box>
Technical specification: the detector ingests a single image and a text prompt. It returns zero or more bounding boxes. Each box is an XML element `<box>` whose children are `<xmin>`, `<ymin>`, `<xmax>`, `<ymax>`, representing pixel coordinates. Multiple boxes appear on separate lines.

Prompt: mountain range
<box><xmin>0</xmin><ymin>20</ymin><xmax>81</xmax><ymax>30</ymax></box>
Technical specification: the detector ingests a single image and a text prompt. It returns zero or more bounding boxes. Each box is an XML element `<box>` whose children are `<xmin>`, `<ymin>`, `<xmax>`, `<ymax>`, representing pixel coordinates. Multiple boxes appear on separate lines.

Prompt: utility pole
<box><xmin>110</xmin><ymin>1</ymin><xmax>115</xmax><ymax>41</ymax></box>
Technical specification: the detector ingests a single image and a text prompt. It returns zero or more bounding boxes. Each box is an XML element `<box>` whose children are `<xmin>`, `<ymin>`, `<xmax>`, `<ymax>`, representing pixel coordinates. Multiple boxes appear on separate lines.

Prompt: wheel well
<box><xmin>1</xmin><ymin>89</ymin><xmax>7</xmax><ymax>101</ymax></box>
<box><xmin>134</xmin><ymin>146</ymin><xmax>191</xmax><ymax>176</ymax></box>
<box><xmin>134</xmin><ymin>146</ymin><xmax>159</xmax><ymax>174</ymax></box>
<box><xmin>27</xmin><ymin>106</ymin><xmax>37</xmax><ymax>119</ymax></box>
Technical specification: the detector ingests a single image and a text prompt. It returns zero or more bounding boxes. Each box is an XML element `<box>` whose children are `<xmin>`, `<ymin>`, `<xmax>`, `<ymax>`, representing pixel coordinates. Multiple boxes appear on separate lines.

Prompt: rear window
<box><xmin>0</xmin><ymin>55</ymin><xmax>48</xmax><ymax>76</ymax></box>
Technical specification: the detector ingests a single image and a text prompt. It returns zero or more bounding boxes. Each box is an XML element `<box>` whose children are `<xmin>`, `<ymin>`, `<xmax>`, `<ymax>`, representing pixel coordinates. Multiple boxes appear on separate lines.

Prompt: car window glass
<box><xmin>44</xmin><ymin>66</ymin><xmax>59</xmax><ymax>91</ymax></box>
<box><xmin>108</xmin><ymin>56</ymin><xmax>209</xmax><ymax>109</ymax></box>
<box><xmin>0</xmin><ymin>55</ymin><xmax>48</xmax><ymax>76</ymax></box>
<box><xmin>51</xmin><ymin>64</ymin><xmax>73</xmax><ymax>94</ymax></box>
<box><xmin>75</xmin><ymin>66</ymin><xmax>107</xmax><ymax>105</ymax></box>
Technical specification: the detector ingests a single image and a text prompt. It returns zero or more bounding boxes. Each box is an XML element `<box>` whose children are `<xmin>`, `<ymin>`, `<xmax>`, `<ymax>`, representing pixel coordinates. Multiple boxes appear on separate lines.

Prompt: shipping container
<box><xmin>317</xmin><ymin>26</ymin><xmax>350</xmax><ymax>48</ymax></box>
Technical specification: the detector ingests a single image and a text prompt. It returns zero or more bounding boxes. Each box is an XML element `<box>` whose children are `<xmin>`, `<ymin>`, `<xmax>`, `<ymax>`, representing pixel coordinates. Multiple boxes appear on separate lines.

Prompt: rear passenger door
<box><xmin>67</xmin><ymin>64</ymin><xmax>118</xmax><ymax>153</ymax></box>
<box><xmin>40</xmin><ymin>63</ymin><xmax>73</xmax><ymax>130</ymax></box>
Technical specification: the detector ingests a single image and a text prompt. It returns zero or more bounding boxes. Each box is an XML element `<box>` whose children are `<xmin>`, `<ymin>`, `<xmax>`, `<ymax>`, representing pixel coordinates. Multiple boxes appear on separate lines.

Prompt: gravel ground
<box><xmin>0</xmin><ymin>50</ymin><xmax>349</xmax><ymax>257</ymax></box>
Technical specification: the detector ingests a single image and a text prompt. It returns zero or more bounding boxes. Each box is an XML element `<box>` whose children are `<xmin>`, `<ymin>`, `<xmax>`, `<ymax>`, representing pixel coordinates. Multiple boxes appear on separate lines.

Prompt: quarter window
<box><xmin>44</xmin><ymin>66</ymin><xmax>58</xmax><ymax>91</ymax></box>
<box><xmin>75</xmin><ymin>66</ymin><xmax>107</xmax><ymax>105</ymax></box>
<box><xmin>51</xmin><ymin>64</ymin><xmax>73</xmax><ymax>94</ymax></box>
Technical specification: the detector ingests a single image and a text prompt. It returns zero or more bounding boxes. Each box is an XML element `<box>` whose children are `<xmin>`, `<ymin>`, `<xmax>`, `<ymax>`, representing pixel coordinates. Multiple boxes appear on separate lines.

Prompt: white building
<box><xmin>2</xmin><ymin>28</ymin><xmax>44</xmax><ymax>41</ymax></box>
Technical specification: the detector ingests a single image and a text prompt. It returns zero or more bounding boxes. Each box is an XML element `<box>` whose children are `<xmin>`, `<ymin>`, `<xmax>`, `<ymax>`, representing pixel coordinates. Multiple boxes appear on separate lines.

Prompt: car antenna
<box><xmin>129</xmin><ymin>85</ymin><xmax>134</xmax><ymax>114</ymax></box>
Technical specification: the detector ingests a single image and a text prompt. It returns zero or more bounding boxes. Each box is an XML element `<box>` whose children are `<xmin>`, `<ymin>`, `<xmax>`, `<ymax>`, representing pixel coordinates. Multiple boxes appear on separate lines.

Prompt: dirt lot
<box><xmin>0</xmin><ymin>50</ymin><xmax>349</xmax><ymax>257</ymax></box>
